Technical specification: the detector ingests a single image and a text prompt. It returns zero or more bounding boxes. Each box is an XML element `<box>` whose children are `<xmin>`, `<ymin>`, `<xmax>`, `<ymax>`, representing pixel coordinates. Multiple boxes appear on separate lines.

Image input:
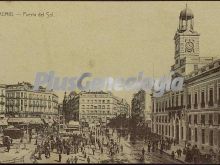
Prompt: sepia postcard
<box><xmin>0</xmin><ymin>1</ymin><xmax>220</xmax><ymax>164</ymax></box>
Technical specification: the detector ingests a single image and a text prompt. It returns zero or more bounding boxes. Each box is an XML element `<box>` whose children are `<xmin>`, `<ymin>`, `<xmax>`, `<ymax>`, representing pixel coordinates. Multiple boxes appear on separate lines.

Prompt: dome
<box><xmin>180</xmin><ymin>7</ymin><xmax>194</xmax><ymax>20</ymax></box>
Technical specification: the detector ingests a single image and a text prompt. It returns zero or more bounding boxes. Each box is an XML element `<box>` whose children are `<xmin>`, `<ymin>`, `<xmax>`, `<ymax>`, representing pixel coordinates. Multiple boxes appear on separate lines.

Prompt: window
<box><xmin>194</xmin><ymin>64</ymin><xmax>198</xmax><ymax>70</ymax></box>
<box><xmin>202</xmin><ymin>129</ymin><xmax>205</xmax><ymax>144</ymax></box>
<box><xmin>168</xmin><ymin>126</ymin><xmax>170</xmax><ymax>136</ymax></box>
<box><xmin>181</xmin><ymin>127</ymin><xmax>183</xmax><ymax>139</ymax></box>
<box><xmin>189</xmin><ymin>115</ymin><xmax>191</xmax><ymax>124</ymax></box>
<box><xmin>201</xmin><ymin>115</ymin><xmax>205</xmax><ymax>125</ymax></box>
<box><xmin>172</xmin><ymin>126</ymin><xmax>174</xmax><ymax>137</ymax></box>
<box><xmin>209</xmin><ymin>114</ymin><xmax>213</xmax><ymax>125</ymax></box>
<box><xmin>209</xmin><ymin>130</ymin><xmax>213</xmax><ymax>146</ymax></box>
<box><xmin>195</xmin><ymin>128</ymin><xmax>197</xmax><ymax>142</ymax></box>
<box><xmin>181</xmin><ymin>94</ymin><xmax>183</xmax><ymax>106</ymax></box>
<box><xmin>218</xmin><ymin>87</ymin><xmax>220</xmax><ymax>105</ymax></box>
<box><xmin>187</xmin><ymin>94</ymin><xmax>191</xmax><ymax>108</ymax></box>
<box><xmin>201</xmin><ymin>91</ymin><xmax>205</xmax><ymax>108</ymax></box>
<box><xmin>194</xmin><ymin>115</ymin><xmax>197</xmax><ymax>124</ymax></box>
<box><xmin>181</xmin><ymin>67</ymin><xmax>185</xmax><ymax>73</ymax></box>
<box><xmin>165</xmin><ymin>125</ymin><xmax>167</xmax><ymax>135</ymax></box>
<box><xmin>218</xmin><ymin>114</ymin><xmax>220</xmax><ymax>125</ymax></box>
<box><xmin>172</xmin><ymin>95</ymin><xmax>174</xmax><ymax>107</ymax></box>
<box><xmin>189</xmin><ymin>128</ymin><xmax>191</xmax><ymax>141</ymax></box>
<box><xmin>176</xmin><ymin>95</ymin><xmax>178</xmax><ymax>107</ymax></box>
<box><xmin>194</xmin><ymin>93</ymin><xmax>198</xmax><ymax>108</ymax></box>
<box><xmin>209</xmin><ymin>88</ymin><xmax>214</xmax><ymax>106</ymax></box>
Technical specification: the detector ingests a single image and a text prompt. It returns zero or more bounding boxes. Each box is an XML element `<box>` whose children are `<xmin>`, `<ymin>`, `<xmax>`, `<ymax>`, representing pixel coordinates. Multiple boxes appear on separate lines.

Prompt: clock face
<box><xmin>185</xmin><ymin>41</ymin><xmax>194</xmax><ymax>52</ymax></box>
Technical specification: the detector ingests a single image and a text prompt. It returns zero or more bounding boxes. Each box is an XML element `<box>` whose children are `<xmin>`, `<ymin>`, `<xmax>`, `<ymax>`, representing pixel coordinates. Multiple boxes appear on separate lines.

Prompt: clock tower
<box><xmin>172</xmin><ymin>5</ymin><xmax>200</xmax><ymax>75</ymax></box>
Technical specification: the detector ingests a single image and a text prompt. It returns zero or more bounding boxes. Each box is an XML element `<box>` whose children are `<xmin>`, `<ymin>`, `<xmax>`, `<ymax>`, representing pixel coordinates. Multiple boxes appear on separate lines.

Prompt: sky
<box><xmin>1</xmin><ymin>1</ymin><xmax>220</xmax><ymax>104</ymax></box>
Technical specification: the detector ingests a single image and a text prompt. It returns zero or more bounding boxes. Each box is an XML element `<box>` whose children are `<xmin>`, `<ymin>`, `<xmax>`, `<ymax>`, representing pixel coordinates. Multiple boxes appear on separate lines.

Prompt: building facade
<box><xmin>0</xmin><ymin>84</ymin><xmax>6</xmax><ymax>114</ymax></box>
<box><xmin>131</xmin><ymin>90</ymin><xmax>151</xmax><ymax>127</ymax></box>
<box><xmin>151</xmin><ymin>6</ymin><xmax>220</xmax><ymax>153</ymax></box>
<box><xmin>63</xmin><ymin>91</ymin><xmax>130</xmax><ymax>125</ymax></box>
<box><xmin>58</xmin><ymin>103</ymin><xmax>65</xmax><ymax>131</ymax></box>
<box><xmin>5</xmin><ymin>82</ymin><xmax>58</xmax><ymax>119</ymax></box>
<box><xmin>63</xmin><ymin>91</ymin><xmax>80</xmax><ymax>123</ymax></box>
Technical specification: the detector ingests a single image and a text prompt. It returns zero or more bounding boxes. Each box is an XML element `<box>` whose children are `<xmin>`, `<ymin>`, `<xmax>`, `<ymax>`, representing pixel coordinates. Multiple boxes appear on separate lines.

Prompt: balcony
<box><xmin>208</xmin><ymin>101</ymin><xmax>214</xmax><ymax>107</ymax></box>
<box><xmin>201</xmin><ymin>102</ymin><xmax>205</xmax><ymax>108</ymax></box>
<box><xmin>194</xmin><ymin>104</ymin><xmax>198</xmax><ymax>109</ymax></box>
<box><xmin>187</xmin><ymin>105</ymin><xmax>191</xmax><ymax>109</ymax></box>
<box><xmin>166</xmin><ymin>105</ymin><xmax>185</xmax><ymax>111</ymax></box>
<box><xmin>201</xmin><ymin>121</ymin><xmax>205</xmax><ymax>126</ymax></box>
<box><xmin>208</xmin><ymin>120</ymin><xmax>213</xmax><ymax>125</ymax></box>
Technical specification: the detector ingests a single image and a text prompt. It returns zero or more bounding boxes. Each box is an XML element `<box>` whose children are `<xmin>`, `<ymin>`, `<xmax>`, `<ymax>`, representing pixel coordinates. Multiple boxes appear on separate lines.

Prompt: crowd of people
<box><xmin>141</xmin><ymin>132</ymin><xmax>220</xmax><ymax>164</ymax></box>
<box><xmin>30</xmin><ymin>127</ymin><xmax>125</xmax><ymax>163</ymax></box>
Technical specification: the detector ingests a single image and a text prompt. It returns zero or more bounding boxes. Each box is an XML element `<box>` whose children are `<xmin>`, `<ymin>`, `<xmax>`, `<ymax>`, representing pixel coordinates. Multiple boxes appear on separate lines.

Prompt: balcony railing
<box><xmin>166</xmin><ymin>105</ymin><xmax>185</xmax><ymax>111</ymax></box>
<box><xmin>209</xmin><ymin>120</ymin><xmax>213</xmax><ymax>125</ymax></box>
<box><xmin>201</xmin><ymin>102</ymin><xmax>205</xmax><ymax>108</ymax></box>
<box><xmin>201</xmin><ymin>121</ymin><xmax>205</xmax><ymax>125</ymax></box>
<box><xmin>194</xmin><ymin>104</ymin><xmax>198</xmax><ymax>109</ymax></box>
<box><xmin>208</xmin><ymin>101</ymin><xmax>214</xmax><ymax>107</ymax></box>
<box><xmin>187</xmin><ymin>105</ymin><xmax>191</xmax><ymax>109</ymax></box>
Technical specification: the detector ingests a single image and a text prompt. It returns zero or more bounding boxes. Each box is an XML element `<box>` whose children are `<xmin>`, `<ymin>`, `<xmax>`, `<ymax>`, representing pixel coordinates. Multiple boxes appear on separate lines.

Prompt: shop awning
<box><xmin>8</xmin><ymin>118</ymin><xmax>43</xmax><ymax>125</ymax></box>
<box><xmin>0</xmin><ymin>120</ymin><xmax>8</xmax><ymax>126</ymax></box>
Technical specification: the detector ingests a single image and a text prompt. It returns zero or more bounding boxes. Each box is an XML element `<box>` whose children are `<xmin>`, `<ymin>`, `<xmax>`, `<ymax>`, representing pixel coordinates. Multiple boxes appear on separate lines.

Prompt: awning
<box><xmin>8</xmin><ymin>118</ymin><xmax>26</xmax><ymax>123</ymax></box>
<box><xmin>8</xmin><ymin>118</ymin><xmax>43</xmax><ymax>125</ymax></box>
<box><xmin>43</xmin><ymin>119</ymin><xmax>54</xmax><ymax>124</ymax></box>
<box><xmin>27</xmin><ymin>118</ymin><xmax>44</xmax><ymax>125</ymax></box>
<box><xmin>0</xmin><ymin>120</ymin><xmax>8</xmax><ymax>126</ymax></box>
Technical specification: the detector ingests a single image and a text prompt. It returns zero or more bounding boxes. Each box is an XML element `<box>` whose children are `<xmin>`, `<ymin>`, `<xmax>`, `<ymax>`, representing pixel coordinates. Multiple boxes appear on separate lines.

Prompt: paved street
<box><xmin>0</xmin><ymin>128</ymin><xmax>183</xmax><ymax>164</ymax></box>
<box><xmin>5</xmin><ymin>129</ymin><xmax>184</xmax><ymax>163</ymax></box>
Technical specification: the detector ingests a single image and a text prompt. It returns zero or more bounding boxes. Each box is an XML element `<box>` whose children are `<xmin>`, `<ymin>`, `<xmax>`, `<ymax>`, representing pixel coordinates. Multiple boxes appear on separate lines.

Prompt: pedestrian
<box><xmin>148</xmin><ymin>142</ymin><xmax>151</xmax><ymax>153</ymax></box>
<box><xmin>171</xmin><ymin>151</ymin><xmax>175</xmax><ymax>160</ymax></box>
<box><xmin>121</xmin><ymin>144</ymin><xmax>123</xmax><ymax>152</ymax></box>
<box><xmin>7</xmin><ymin>142</ymin><xmax>10</xmax><ymax>152</ymax></box>
<box><xmin>179</xmin><ymin>149</ymin><xmax>182</xmax><ymax>157</ymax></box>
<box><xmin>58</xmin><ymin>152</ymin><xmax>62</xmax><ymax>162</ymax></box>
<box><xmin>70</xmin><ymin>156</ymin><xmax>74</xmax><ymax>163</ymax></box>
<box><xmin>66</xmin><ymin>158</ymin><xmax>70</xmax><ymax>164</ymax></box>
<box><xmin>92</xmin><ymin>148</ymin><xmax>95</xmax><ymax>155</ymax></box>
<box><xmin>33</xmin><ymin>156</ymin><xmax>38</xmax><ymax>164</ymax></box>
<box><xmin>142</xmin><ymin>147</ymin><xmax>145</xmax><ymax>156</ymax></box>
<box><xmin>87</xmin><ymin>156</ymin><xmax>90</xmax><ymax>164</ymax></box>
<box><xmin>74</xmin><ymin>156</ymin><xmax>78</xmax><ymax>164</ymax></box>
